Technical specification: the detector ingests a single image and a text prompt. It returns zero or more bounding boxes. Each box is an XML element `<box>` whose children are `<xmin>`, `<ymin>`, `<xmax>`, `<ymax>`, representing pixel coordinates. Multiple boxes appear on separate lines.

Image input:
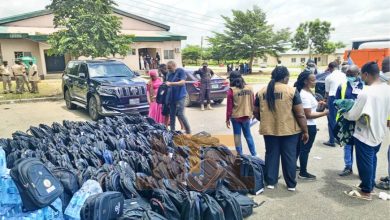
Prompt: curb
<box><xmin>0</xmin><ymin>96</ymin><xmax>63</xmax><ymax>105</ymax></box>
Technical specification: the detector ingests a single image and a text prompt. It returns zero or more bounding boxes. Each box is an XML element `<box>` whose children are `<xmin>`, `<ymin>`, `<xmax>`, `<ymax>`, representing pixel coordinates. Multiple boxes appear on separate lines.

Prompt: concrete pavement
<box><xmin>0</xmin><ymin>87</ymin><xmax>389</xmax><ymax>219</ymax></box>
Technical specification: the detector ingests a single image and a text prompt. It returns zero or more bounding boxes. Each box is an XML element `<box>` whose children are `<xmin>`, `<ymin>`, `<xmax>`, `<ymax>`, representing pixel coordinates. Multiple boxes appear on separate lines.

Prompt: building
<box><xmin>0</xmin><ymin>9</ymin><xmax>186</xmax><ymax>75</ymax></box>
<box><xmin>257</xmin><ymin>48</ymin><xmax>346</xmax><ymax>67</ymax></box>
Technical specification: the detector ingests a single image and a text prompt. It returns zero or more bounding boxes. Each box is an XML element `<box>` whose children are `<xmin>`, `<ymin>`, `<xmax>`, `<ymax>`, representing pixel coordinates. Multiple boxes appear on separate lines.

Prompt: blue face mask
<box><xmin>347</xmin><ymin>76</ymin><xmax>357</xmax><ymax>83</ymax></box>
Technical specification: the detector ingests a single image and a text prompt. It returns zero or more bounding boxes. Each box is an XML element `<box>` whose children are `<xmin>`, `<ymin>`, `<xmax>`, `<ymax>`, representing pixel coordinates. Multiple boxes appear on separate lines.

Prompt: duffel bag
<box><xmin>80</xmin><ymin>191</ymin><xmax>124</xmax><ymax>220</ymax></box>
<box><xmin>10</xmin><ymin>158</ymin><xmax>64</xmax><ymax>212</ymax></box>
<box><xmin>187</xmin><ymin>159</ymin><xmax>226</xmax><ymax>194</ymax></box>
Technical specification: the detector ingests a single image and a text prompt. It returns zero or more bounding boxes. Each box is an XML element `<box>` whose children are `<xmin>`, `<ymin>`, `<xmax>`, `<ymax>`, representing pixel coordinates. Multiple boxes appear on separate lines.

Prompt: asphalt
<box><xmin>0</xmin><ymin>84</ymin><xmax>389</xmax><ymax>220</ymax></box>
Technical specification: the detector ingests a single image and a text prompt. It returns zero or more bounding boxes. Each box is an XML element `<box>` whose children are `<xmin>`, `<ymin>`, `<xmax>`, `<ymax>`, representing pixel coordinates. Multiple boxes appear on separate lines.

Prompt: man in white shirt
<box><xmin>344</xmin><ymin>62</ymin><xmax>390</xmax><ymax>201</ymax></box>
<box><xmin>376</xmin><ymin>56</ymin><xmax>390</xmax><ymax>191</ymax></box>
<box><xmin>324</xmin><ymin>62</ymin><xmax>347</xmax><ymax>147</ymax></box>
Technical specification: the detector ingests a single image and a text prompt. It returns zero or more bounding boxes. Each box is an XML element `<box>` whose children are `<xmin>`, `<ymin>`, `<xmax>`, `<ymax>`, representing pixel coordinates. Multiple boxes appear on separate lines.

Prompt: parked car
<box><xmin>62</xmin><ymin>60</ymin><xmax>149</xmax><ymax>120</ymax></box>
<box><xmin>184</xmin><ymin>69</ymin><xmax>229</xmax><ymax>107</ymax></box>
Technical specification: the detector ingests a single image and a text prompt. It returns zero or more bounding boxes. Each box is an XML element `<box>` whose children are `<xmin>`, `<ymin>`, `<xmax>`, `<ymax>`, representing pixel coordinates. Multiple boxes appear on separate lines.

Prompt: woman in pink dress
<box><xmin>147</xmin><ymin>70</ymin><xmax>165</xmax><ymax>123</ymax></box>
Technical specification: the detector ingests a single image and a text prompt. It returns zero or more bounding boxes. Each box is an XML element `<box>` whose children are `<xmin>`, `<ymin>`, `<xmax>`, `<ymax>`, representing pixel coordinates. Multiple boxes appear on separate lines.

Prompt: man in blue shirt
<box><xmin>335</xmin><ymin>65</ymin><xmax>364</xmax><ymax>176</ymax></box>
<box><xmin>166</xmin><ymin>61</ymin><xmax>191</xmax><ymax>134</ymax></box>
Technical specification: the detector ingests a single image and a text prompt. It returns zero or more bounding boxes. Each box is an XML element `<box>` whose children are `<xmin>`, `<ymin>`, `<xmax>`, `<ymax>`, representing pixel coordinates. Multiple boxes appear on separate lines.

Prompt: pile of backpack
<box><xmin>0</xmin><ymin>115</ymin><xmax>265</xmax><ymax>220</ymax></box>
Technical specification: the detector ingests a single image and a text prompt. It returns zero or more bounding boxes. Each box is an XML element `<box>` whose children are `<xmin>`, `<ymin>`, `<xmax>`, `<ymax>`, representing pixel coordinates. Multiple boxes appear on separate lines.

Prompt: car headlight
<box><xmin>97</xmin><ymin>86</ymin><xmax>116</xmax><ymax>95</ymax></box>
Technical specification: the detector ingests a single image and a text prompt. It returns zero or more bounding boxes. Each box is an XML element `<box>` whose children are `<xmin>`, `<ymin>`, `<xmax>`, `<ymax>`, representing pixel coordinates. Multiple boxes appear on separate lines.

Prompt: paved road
<box><xmin>0</xmin><ymin>85</ymin><xmax>389</xmax><ymax>219</ymax></box>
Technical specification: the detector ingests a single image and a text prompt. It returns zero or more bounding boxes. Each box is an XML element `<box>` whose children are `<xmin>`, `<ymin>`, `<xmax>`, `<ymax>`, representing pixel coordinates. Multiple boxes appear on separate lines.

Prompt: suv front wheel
<box><xmin>88</xmin><ymin>96</ymin><xmax>101</xmax><ymax>121</ymax></box>
<box><xmin>65</xmin><ymin>89</ymin><xmax>76</xmax><ymax>110</ymax></box>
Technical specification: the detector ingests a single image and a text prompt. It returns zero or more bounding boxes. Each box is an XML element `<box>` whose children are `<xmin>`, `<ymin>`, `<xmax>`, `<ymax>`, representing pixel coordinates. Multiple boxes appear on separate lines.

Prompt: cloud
<box><xmin>1</xmin><ymin>0</ymin><xmax>388</xmax><ymax>48</ymax></box>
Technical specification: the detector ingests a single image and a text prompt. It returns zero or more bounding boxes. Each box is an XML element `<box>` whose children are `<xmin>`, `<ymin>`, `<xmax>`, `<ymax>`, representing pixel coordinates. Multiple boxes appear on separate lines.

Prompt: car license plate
<box><xmin>129</xmin><ymin>98</ymin><xmax>140</xmax><ymax>105</ymax></box>
<box><xmin>212</xmin><ymin>84</ymin><xmax>219</xmax><ymax>89</ymax></box>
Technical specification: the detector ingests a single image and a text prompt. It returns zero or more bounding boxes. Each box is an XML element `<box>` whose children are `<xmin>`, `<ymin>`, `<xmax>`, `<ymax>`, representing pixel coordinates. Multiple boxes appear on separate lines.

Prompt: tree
<box><xmin>182</xmin><ymin>45</ymin><xmax>202</xmax><ymax>65</ymax></box>
<box><xmin>291</xmin><ymin>19</ymin><xmax>345</xmax><ymax>58</ymax></box>
<box><xmin>47</xmin><ymin>0</ymin><xmax>133</xmax><ymax>58</ymax></box>
<box><xmin>208</xmin><ymin>6</ymin><xmax>290</xmax><ymax>70</ymax></box>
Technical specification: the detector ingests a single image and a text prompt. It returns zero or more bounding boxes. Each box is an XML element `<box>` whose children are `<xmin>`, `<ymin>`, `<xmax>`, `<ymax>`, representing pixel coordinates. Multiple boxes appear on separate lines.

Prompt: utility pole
<box><xmin>200</xmin><ymin>36</ymin><xmax>204</xmax><ymax>61</ymax></box>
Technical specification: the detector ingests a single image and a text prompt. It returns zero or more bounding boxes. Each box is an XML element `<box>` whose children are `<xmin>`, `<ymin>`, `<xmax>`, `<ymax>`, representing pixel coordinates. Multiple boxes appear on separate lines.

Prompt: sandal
<box><xmin>344</xmin><ymin>190</ymin><xmax>372</xmax><ymax>201</ymax></box>
<box><xmin>353</xmin><ymin>184</ymin><xmax>378</xmax><ymax>195</ymax></box>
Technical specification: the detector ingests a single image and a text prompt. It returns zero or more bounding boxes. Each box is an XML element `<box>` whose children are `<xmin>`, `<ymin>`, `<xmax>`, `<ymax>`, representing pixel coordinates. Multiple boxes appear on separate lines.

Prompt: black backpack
<box><xmin>150</xmin><ymin>189</ymin><xmax>181</xmax><ymax>220</ymax></box>
<box><xmin>10</xmin><ymin>158</ymin><xmax>64</xmax><ymax>212</ymax></box>
<box><xmin>214</xmin><ymin>187</ymin><xmax>243</xmax><ymax>220</ymax></box>
<box><xmin>181</xmin><ymin>191</ymin><xmax>225</xmax><ymax>220</ymax></box>
<box><xmin>230</xmin><ymin>191</ymin><xmax>263</xmax><ymax>218</ymax></box>
<box><xmin>121</xmin><ymin>198</ymin><xmax>167</xmax><ymax>220</ymax></box>
<box><xmin>234</xmin><ymin>155</ymin><xmax>265</xmax><ymax>195</ymax></box>
<box><xmin>51</xmin><ymin>167</ymin><xmax>80</xmax><ymax>211</ymax></box>
<box><xmin>156</xmin><ymin>84</ymin><xmax>171</xmax><ymax>105</ymax></box>
<box><xmin>80</xmin><ymin>191</ymin><xmax>124</xmax><ymax>220</ymax></box>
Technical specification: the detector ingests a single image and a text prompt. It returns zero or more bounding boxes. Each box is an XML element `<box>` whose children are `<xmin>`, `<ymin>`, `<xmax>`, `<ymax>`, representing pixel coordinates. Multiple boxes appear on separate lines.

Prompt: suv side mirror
<box><xmin>79</xmin><ymin>72</ymin><xmax>86</xmax><ymax>78</ymax></box>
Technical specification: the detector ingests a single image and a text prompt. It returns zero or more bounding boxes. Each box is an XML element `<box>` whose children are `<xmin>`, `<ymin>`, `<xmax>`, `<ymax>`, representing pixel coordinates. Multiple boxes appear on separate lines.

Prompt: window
<box><xmin>14</xmin><ymin>51</ymin><xmax>32</xmax><ymax>58</ymax></box>
<box><xmin>263</xmin><ymin>57</ymin><xmax>268</xmax><ymax>63</ymax></box>
<box><xmin>317</xmin><ymin>57</ymin><xmax>321</xmax><ymax>62</ymax></box>
<box><xmin>291</xmin><ymin>58</ymin><xmax>296</xmax><ymax>63</ymax></box>
<box><xmin>79</xmin><ymin>64</ymin><xmax>88</xmax><ymax>75</ymax></box>
<box><xmin>301</xmin><ymin>58</ymin><xmax>306</xmax><ymax>63</ymax></box>
<box><xmin>164</xmin><ymin>50</ymin><xmax>174</xmax><ymax>59</ymax></box>
<box><xmin>67</xmin><ymin>62</ymin><xmax>80</xmax><ymax>76</ymax></box>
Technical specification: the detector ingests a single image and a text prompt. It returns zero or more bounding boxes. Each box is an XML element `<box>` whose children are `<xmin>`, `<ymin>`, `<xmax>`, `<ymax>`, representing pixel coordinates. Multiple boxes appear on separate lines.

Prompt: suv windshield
<box><xmin>88</xmin><ymin>63</ymin><xmax>135</xmax><ymax>78</ymax></box>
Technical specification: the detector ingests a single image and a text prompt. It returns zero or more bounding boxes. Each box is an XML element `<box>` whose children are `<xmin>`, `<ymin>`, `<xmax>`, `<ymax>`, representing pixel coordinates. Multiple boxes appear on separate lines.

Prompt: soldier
<box><xmin>194</xmin><ymin>62</ymin><xmax>215</xmax><ymax>111</ymax></box>
<box><xmin>28</xmin><ymin>61</ymin><xmax>39</xmax><ymax>93</ymax></box>
<box><xmin>21</xmin><ymin>62</ymin><xmax>31</xmax><ymax>92</ymax></box>
<box><xmin>0</xmin><ymin>61</ymin><xmax>12</xmax><ymax>94</ymax></box>
<box><xmin>12</xmin><ymin>60</ymin><xmax>25</xmax><ymax>94</ymax></box>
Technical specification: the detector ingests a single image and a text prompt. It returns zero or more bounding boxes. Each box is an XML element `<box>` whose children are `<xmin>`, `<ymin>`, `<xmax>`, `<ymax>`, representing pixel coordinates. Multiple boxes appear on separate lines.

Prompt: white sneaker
<box><xmin>287</xmin><ymin>187</ymin><xmax>296</xmax><ymax>192</ymax></box>
<box><xmin>267</xmin><ymin>185</ymin><xmax>275</xmax><ymax>189</ymax></box>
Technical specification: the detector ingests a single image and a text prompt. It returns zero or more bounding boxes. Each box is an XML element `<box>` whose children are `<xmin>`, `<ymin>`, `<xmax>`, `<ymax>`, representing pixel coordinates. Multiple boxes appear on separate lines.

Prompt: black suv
<box><xmin>62</xmin><ymin>60</ymin><xmax>149</xmax><ymax>120</ymax></box>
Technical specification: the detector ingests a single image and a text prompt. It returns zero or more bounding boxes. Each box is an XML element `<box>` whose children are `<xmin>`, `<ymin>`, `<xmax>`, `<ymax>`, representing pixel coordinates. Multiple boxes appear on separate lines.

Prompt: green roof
<box><xmin>0</xmin><ymin>8</ymin><xmax>170</xmax><ymax>31</ymax></box>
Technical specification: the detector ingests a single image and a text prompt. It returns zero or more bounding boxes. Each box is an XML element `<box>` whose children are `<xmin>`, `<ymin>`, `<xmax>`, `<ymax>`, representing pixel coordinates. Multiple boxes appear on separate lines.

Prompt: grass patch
<box><xmin>0</xmin><ymin>79</ymin><xmax>62</xmax><ymax>101</ymax></box>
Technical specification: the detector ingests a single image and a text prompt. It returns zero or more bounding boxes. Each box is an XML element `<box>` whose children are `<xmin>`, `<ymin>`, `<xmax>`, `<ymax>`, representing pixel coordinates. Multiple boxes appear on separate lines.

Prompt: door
<box><xmin>65</xmin><ymin>61</ymin><xmax>80</xmax><ymax>99</ymax></box>
<box><xmin>74</xmin><ymin>63</ymin><xmax>89</xmax><ymax>102</ymax></box>
<box><xmin>45</xmin><ymin>52</ymin><xmax>66</xmax><ymax>73</ymax></box>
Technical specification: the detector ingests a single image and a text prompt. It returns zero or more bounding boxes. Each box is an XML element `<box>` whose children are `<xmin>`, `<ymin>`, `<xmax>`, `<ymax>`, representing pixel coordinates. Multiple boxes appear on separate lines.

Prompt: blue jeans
<box><xmin>231</xmin><ymin>118</ymin><xmax>256</xmax><ymax>156</ymax></box>
<box><xmin>354</xmin><ymin>138</ymin><xmax>381</xmax><ymax>193</ymax></box>
<box><xmin>344</xmin><ymin>145</ymin><xmax>353</xmax><ymax>170</ymax></box>
<box><xmin>327</xmin><ymin>96</ymin><xmax>336</xmax><ymax>144</ymax></box>
<box><xmin>169</xmin><ymin>98</ymin><xmax>191</xmax><ymax>134</ymax></box>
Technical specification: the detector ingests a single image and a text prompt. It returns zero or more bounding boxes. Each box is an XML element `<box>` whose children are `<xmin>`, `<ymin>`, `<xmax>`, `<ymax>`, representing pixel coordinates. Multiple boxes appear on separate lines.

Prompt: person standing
<box><xmin>147</xmin><ymin>69</ymin><xmax>165</xmax><ymax>124</ymax></box>
<box><xmin>226</xmin><ymin>71</ymin><xmax>256</xmax><ymax>156</ymax></box>
<box><xmin>324</xmin><ymin>61</ymin><xmax>346</xmax><ymax>147</ymax></box>
<box><xmin>166</xmin><ymin>61</ymin><xmax>191</xmax><ymax>134</ymax></box>
<box><xmin>21</xmin><ymin>62</ymin><xmax>31</xmax><ymax>92</ymax></box>
<box><xmin>376</xmin><ymin>56</ymin><xmax>390</xmax><ymax>190</ymax></box>
<box><xmin>254</xmin><ymin>66</ymin><xmax>309</xmax><ymax>191</ymax></box>
<box><xmin>295</xmin><ymin>70</ymin><xmax>329</xmax><ymax>180</ymax></box>
<box><xmin>156</xmin><ymin>52</ymin><xmax>161</xmax><ymax>66</ymax></box>
<box><xmin>11</xmin><ymin>60</ymin><xmax>25</xmax><ymax>94</ymax></box>
<box><xmin>336</xmin><ymin>65</ymin><xmax>364</xmax><ymax>177</ymax></box>
<box><xmin>0</xmin><ymin>61</ymin><xmax>12</xmax><ymax>94</ymax></box>
<box><xmin>28</xmin><ymin>61</ymin><xmax>40</xmax><ymax>93</ymax></box>
<box><xmin>343</xmin><ymin>62</ymin><xmax>390</xmax><ymax>201</ymax></box>
<box><xmin>194</xmin><ymin>62</ymin><xmax>214</xmax><ymax>111</ymax></box>
<box><xmin>145</xmin><ymin>54</ymin><xmax>152</xmax><ymax>70</ymax></box>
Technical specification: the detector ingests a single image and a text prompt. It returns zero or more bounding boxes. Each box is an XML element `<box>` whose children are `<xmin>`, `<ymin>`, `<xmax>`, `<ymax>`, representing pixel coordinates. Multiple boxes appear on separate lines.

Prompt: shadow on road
<box><xmin>319</xmin><ymin>169</ymin><xmax>368</xmax><ymax>207</ymax></box>
<box><xmin>60</xmin><ymin>105</ymin><xmax>90</xmax><ymax>121</ymax></box>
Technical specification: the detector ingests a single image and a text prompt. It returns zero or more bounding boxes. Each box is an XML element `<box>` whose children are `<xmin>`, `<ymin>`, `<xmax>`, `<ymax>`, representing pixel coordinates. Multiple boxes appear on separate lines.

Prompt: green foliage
<box><xmin>207</xmin><ymin>6</ymin><xmax>290</xmax><ymax>69</ymax></box>
<box><xmin>47</xmin><ymin>0</ymin><xmax>133</xmax><ymax>58</ymax></box>
<box><xmin>182</xmin><ymin>45</ymin><xmax>202</xmax><ymax>64</ymax></box>
<box><xmin>291</xmin><ymin>19</ymin><xmax>344</xmax><ymax>55</ymax></box>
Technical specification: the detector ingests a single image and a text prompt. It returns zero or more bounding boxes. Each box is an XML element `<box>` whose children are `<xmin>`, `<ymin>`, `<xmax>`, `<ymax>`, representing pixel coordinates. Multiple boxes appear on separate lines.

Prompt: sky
<box><xmin>1</xmin><ymin>0</ymin><xmax>389</xmax><ymax>48</ymax></box>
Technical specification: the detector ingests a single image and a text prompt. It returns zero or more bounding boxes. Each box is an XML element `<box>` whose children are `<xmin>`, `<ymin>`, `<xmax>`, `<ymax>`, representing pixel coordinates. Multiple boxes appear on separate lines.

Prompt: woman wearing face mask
<box><xmin>335</xmin><ymin>65</ymin><xmax>364</xmax><ymax>177</ymax></box>
<box><xmin>295</xmin><ymin>70</ymin><xmax>329</xmax><ymax>180</ymax></box>
<box><xmin>147</xmin><ymin>69</ymin><xmax>165</xmax><ymax>123</ymax></box>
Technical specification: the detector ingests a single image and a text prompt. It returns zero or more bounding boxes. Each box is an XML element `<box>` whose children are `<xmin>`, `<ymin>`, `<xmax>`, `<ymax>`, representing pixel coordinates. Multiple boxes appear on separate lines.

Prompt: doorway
<box><xmin>138</xmin><ymin>48</ymin><xmax>159</xmax><ymax>70</ymax></box>
<box><xmin>44</xmin><ymin>50</ymin><xmax>66</xmax><ymax>73</ymax></box>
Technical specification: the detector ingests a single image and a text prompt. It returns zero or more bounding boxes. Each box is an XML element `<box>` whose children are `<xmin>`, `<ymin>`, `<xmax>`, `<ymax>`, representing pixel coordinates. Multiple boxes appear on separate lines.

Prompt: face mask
<box><xmin>347</xmin><ymin>76</ymin><xmax>357</xmax><ymax>83</ymax></box>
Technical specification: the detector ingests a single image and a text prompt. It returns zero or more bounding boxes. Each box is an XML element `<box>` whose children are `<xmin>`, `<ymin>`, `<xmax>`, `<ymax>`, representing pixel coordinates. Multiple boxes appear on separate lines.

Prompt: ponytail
<box><xmin>295</xmin><ymin>69</ymin><xmax>312</xmax><ymax>92</ymax></box>
<box><xmin>266</xmin><ymin>66</ymin><xmax>289</xmax><ymax>111</ymax></box>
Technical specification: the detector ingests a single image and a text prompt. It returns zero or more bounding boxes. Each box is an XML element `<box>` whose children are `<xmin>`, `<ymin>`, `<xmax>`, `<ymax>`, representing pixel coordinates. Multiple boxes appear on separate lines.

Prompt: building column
<box><xmin>38</xmin><ymin>42</ymin><xmax>48</xmax><ymax>76</ymax></box>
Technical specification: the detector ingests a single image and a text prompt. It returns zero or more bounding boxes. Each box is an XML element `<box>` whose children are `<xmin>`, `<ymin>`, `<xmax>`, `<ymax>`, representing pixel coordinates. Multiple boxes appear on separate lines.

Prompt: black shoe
<box><xmin>380</xmin><ymin>176</ymin><xmax>389</xmax><ymax>182</ymax></box>
<box><xmin>338</xmin><ymin>168</ymin><xmax>353</xmax><ymax>177</ymax></box>
<box><xmin>323</xmin><ymin>142</ymin><xmax>336</xmax><ymax>147</ymax></box>
<box><xmin>298</xmin><ymin>172</ymin><xmax>316</xmax><ymax>180</ymax></box>
<box><xmin>375</xmin><ymin>181</ymin><xmax>390</xmax><ymax>190</ymax></box>
<box><xmin>296</xmin><ymin>166</ymin><xmax>300</xmax><ymax>171</ymax></box>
